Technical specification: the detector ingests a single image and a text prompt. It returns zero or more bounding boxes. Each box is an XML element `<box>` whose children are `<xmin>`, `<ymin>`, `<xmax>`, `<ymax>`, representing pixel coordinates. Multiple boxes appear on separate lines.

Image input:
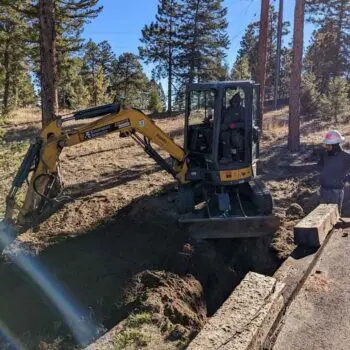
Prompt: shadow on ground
<box><xmin>65</xmin><ymin>164</ymin><xmax>162</xmax><ymax>199</ymax></box>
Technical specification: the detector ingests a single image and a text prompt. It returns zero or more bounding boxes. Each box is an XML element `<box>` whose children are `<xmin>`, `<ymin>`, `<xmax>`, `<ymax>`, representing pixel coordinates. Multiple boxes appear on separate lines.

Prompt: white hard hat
<box><xmin>323</xmin><ymin>130</ymin><xmax>345</xmax><ymax>144</ymax></box>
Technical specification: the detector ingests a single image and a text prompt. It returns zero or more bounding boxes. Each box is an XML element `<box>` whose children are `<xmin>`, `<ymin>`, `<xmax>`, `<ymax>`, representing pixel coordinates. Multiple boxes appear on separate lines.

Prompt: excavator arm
<box><xmin>5</xmin><ymin>104</ymin><xmax>188</xmax><ymax>226</ymax></box>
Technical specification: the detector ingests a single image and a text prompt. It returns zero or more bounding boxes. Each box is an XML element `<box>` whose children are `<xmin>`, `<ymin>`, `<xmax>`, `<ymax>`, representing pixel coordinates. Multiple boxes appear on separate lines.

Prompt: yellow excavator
<box><xmin>4</xmin><ymin>81</ymin><xmax>279</xmax><ymax>238</ymax></box>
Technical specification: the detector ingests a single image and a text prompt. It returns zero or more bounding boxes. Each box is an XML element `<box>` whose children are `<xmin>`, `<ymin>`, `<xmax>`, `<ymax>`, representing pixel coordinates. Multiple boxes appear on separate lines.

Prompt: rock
<box><xmin>286</xmin><ymin>203</ymin><xmax>304</xmax><ymax>218</ymax></box>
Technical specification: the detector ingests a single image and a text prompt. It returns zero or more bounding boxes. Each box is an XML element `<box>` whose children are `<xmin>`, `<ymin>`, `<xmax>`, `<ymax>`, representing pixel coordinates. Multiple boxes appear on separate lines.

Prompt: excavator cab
<box><xmin>177</xmin><ymin>81</ymin><xmax>279</xmax><ymax>238</ymax></box>
<box><xmin>184</xmin><ymin>81</ymin><xmax>260</xmax><ymax>179</ymax></box>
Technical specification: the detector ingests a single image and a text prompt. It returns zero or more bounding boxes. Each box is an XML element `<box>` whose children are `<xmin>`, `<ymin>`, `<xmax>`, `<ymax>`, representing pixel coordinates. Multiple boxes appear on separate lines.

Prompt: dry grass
<box><xmin>0</xmin><ymin>136</ymin><xmax>30</xmax><ymax>217</ymax></box>
<box><xmin>9</xmin><ymin>107</ymin><xmax>42</xmax><ymax>126</ymax></box>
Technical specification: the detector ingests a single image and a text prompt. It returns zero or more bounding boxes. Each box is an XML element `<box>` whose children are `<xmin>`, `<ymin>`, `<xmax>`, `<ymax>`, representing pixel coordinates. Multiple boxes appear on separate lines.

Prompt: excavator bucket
<box><xmin>179</xmin><ymin>214</ymin><xmax>280</xmax><ymax>239</ymax></box>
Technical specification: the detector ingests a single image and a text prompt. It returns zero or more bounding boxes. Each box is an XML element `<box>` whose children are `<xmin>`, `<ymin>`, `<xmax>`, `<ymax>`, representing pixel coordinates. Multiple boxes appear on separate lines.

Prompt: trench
<box><xmin>0</xmin><ymin>190</ymin><xmax>281</xmax><ymax>349</ymax></box>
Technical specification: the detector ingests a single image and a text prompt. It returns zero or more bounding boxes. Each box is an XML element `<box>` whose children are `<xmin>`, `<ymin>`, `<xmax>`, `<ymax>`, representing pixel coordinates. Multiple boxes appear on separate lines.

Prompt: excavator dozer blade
<box><xmin>179</xmin><ymin>215</ymin><xmax>280</xmax><ymax>239</ymax></box>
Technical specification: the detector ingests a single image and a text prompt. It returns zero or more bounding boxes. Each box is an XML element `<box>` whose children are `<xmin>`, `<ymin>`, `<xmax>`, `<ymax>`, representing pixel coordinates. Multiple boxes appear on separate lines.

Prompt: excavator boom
<box><xmin>5</xmin><ymin>104</ymin><xmax>188</xmax><ymax>226</ymax></box>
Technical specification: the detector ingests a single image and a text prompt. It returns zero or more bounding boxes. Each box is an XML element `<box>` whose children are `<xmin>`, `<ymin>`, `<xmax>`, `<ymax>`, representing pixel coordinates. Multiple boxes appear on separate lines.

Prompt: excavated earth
<box><xmin>0</xmin><ymin>107</ymin><xmax>349</xmax><ymax>349</ymax></box>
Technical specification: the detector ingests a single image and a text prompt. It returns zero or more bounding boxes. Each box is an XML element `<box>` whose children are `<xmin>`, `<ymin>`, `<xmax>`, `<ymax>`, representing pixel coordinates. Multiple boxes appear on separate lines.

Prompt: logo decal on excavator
<box><xmin>139</xmin><ymin>120</ymin><xmax>145</xmax><ymax>128</ymax></box>
<box><xmin>84</xmin><ymin>125</ymin><xmax>115</xmax><ymax>139</ymax></box>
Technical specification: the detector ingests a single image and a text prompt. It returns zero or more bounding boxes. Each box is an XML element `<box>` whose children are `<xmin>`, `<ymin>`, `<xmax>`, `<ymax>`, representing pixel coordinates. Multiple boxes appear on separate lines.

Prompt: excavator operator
<box><xmin>220</xmin><ymin>93</ymin><xmax>245</xmax><ymax>163</ymax></box>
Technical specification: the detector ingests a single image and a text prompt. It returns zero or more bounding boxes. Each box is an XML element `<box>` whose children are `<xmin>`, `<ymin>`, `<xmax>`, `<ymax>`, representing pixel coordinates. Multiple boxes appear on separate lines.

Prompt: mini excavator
<box><xmin>4</xmin><ymin>81</ymin><xmax>279</xmax><ymax>238</ymax></box>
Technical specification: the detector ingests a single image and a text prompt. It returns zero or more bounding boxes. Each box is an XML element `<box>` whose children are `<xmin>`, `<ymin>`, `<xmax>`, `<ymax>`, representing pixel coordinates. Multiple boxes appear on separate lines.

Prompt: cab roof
<box><xmin>187</xmin><ymin>80</ymin><xmax>257</xmax><ymax>91</ymax></box>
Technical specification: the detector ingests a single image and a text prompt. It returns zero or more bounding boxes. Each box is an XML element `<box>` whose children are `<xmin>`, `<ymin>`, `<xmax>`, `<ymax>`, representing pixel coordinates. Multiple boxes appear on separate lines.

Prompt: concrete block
<box><xmin>188</xmin><ymin>272</ymin><xmax>284</xmax><ymax>350</ymax></box>
<box><xmin>294</xmin><ymin>204</ymin><xmax>339</xmax><ymax>247</ymax></box>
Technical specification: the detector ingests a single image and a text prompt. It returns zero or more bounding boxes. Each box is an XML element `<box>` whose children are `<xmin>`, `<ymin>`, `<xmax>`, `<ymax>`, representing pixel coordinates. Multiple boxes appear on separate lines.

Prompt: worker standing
<box><xmin>319</xmin><ymin>130</ymin><xmax>350</xmax><ymax>215</ymax></box>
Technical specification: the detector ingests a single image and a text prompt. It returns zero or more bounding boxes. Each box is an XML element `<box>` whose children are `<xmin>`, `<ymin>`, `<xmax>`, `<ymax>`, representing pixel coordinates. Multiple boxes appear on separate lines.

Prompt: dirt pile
<box><xmin>286</xmin><ymin>203</ymin><xmax>305</xmax><ymax>218</ymax></box>
<box><xmin>110</xmin><ymin>270</ymin><xmax>207</xmax><ymax>349</ymax></box>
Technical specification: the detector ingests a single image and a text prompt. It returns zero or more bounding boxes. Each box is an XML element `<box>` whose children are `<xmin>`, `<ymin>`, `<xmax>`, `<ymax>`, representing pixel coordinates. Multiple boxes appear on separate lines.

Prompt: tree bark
<box><xmin>274</xmin><ymin>0</ymin><xmax>283</xmax><ymax>109</ymax></box>
<box><xmin>257</xmin><ymin>0</ymin><xmax>270</xmax><ymax>130</ymax></box>
<box><xmin>167</xmin><ymin>24</ymin><xmax>173</xmax><ymax>115</ymax></box>
<box><xmin>93</xmin><ymin>60</ymin><xmax>97</xmax><ymax>106</ymax></box>
<box><xmin>189</xmin><ymin>0</ymin><xmax>200</xmax><ymax>84</ymax></box>
<box><xmin>335</xmin><ymin>0</ymin><xmax>345</xmax><ymax>76</ymax></box>
<box><xmin>39</xmin><ymin>0</ymin><xmax>58</xmax><ymax>126</ymax></box>
<box><xmin>168</xmin><ymin>51</ymin><xmax>173</xmax><ymax>116</ymax></box>
<box><xmin>2</xmin><ymin>40</ymin><xmax>11</xmax><ymax>116</ymax></box>
<box><xmin>288</xmin><ymin>0</ymin><xmax>305</xmax><ymax>152</ymax></box>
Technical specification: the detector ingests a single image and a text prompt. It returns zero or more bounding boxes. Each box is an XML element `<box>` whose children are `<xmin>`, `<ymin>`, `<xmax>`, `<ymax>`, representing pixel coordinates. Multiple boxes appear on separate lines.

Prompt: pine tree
<box><xmin>58</xmin><ymin>56</ymin><xmax>89</xmax><ymax>109</ymax></box>
<box><xmin>139</xmin><ymin>0</ymin><xmax>181</xmax><ymax>115</ymax></box>
<box><xmin>148</xmin><ymin>81</ymin><xmax>163</xmax><ymax>113</ymax></box>
<box><xmin>81</xmin><ymin>39</ymin><xmax>110</xmax><ymax>106</ymax></box>
<box><xmin>204</xmin><ymin>57</ymin><xmax>230</xmax><ymax>81</ymax></box>
<box><xmin>11</xmin><ymin>0</ymin><xmax>102</xmax><ymax>111</ymax></box>
<box><xmin>288</xmin><ymin>0</ymin><xmax>305</xmax><ymax>152</ymax></box>
<box><xmin>156</xmin><ymin>82</ymin><xmax>167</xmax><ymax>111</ymax></box>
<box><xmin>257</xmin><ymin>0</ymin><xmax>269</xmax><ymax>118</ymax></box>
<box><xmin>109</xmin><ymin>52</ymin><xmax>149</xmax><ymax>108</ymax></box>
<box><xmin>279</xmin><ymin>47</ymin><xmax>292</xmax><ymax>98</ymax></box>
<box><xmin>13</xmin><ymin>69</ymin><xmax>37</xmax><ymax>108</ymax></box>
<box><xmin>0</xmin><ymin>0</ymin><xmax>103</xmax><ymax>115</ymax></box>
<box><xmin>231</xmin><ymin>57</ymin><xmax>251</xmax><ymax>80</ymax></box>
<box><xmin>97</xmin><ymin>40</ymin><xmax>115</xmax><ymax>75</ymax></box>
<box><xmin>71</xmin><ymin>74</ymin><xmax>90</xmax><ymax>109</ymax></box>
<box><xmin>304</xmin><ymin>19</ymin><xmax>342</xmax><ymax>93</ymax></box>
<box><xmin>235</xmin><ymin>23</ymin><xmax>259</xmax><ymax>80</ymax></box>
<box><xmin>95</xmin><ymin>65</ymin><xmax>109</xmax><ymax>105</ymax></box>
<box><xmin>39</xmin><ymin>0</ymin><xmax>58</xmax><ymax>125</ymax></box>
<box><xmin>0</xmin><ymin>0</ymin><xmax>34</xmax><ymax>115</ymax></box>
<box><xmin>54</xmin><ymin>0</ymin><xmax>103</xmax><ymax>109</ymax></box>
<box><xmin>233</xmin><ymin>6</ymin><xmax>291</xmax><ymax>99</ymax></box>
<box><xmin>54</xmin><ymin>0</ymin><xmax>102</xmax><ymax>53</ymax></box>
<box><xmin>300</xmin><ymin>72</ymin><xmax>319</xmax><ymax>115</ymax></box>
<box><xmin>177</xmin><ymin>0</ymin><xmax>229</xmax><ymax>84</ymax></box>
<box><xmin>306</xmin><ymin>0</ymin><xmax>349</xmax><ymax>77</ymax></box>
<box><xmin>320</xmin><ymin>77</ymin><xmax>349</xmax><ymax>123</ymax></box>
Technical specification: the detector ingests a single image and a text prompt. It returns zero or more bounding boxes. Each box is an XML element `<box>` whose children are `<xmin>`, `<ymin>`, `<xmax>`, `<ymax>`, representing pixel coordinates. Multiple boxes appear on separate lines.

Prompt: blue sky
<box><xmin>82</xmin><ymin>0</ymin><xmax>315</xmax><ymax>77</ymax></box>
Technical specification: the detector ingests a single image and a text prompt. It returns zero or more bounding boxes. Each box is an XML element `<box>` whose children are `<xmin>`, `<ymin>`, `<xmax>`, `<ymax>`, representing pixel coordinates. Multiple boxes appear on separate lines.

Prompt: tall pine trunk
<box><xmin>288</xmin><ymin>0</ymin><xmax>305</xmax><ymax>152</ymax></box>
<box><xmin>257</xmin><ymin>0</ymin><xmax>269</xmax><ymax>130</ymax></box>
<box><xmin>39</xmin><ymin>0</ymin><xmax>58</xmax><ymax>126</ymax></box>
<box><xmin>2</xmin><ymin>40</ymin><xmax>11</xmax><ymax>116</ymax></box>
<box><xmin>336</xmin><ymin>0</ymin><xmax>346</xmax><ymax>76</ymax></box>
<box><xmin>189</xmin><ymin>0</ymin><xmax>200</xmax><ymax>84</ymax></box>
<box><xmin>93</xmin><ymin>61</ymin><xmax>97</xmax><ymax>106</ymax></box>
<box><xmin>167</xmin><ymin>14</ymin><xmax>173</xmax><ymax>116</ymax></box>
<box><xmin>168</xmin><ymin>52</ymin><xmax>173</xmax><ymax>115</ymax></box>
<box><xmin>124</xmin><ymin>63</ymin><xmax>129</xmax><ymax>102</ymax></box>
<box><xmin>274</xmin><ymin>0</ymin><xmax>284</xmax><ymax>109</ymax></box>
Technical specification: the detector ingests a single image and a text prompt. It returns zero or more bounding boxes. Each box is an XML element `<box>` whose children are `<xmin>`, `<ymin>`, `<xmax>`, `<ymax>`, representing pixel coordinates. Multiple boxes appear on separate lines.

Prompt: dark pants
<box><xmin>221</xmin><ymin>129</ymin><xmax>244</xmax><ymax>159</ymax></box>
<box><xmin>320</xmin><ymin>187</ymin><xmax>344</xmax><ymax>214</ymax></box>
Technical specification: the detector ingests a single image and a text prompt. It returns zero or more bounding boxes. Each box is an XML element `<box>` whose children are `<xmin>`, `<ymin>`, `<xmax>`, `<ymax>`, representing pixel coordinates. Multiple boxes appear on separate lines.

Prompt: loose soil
<box><xmin>0</xmin><ymin>107</ymin><xmax>349</xmax><ymax>349</ymax></box>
